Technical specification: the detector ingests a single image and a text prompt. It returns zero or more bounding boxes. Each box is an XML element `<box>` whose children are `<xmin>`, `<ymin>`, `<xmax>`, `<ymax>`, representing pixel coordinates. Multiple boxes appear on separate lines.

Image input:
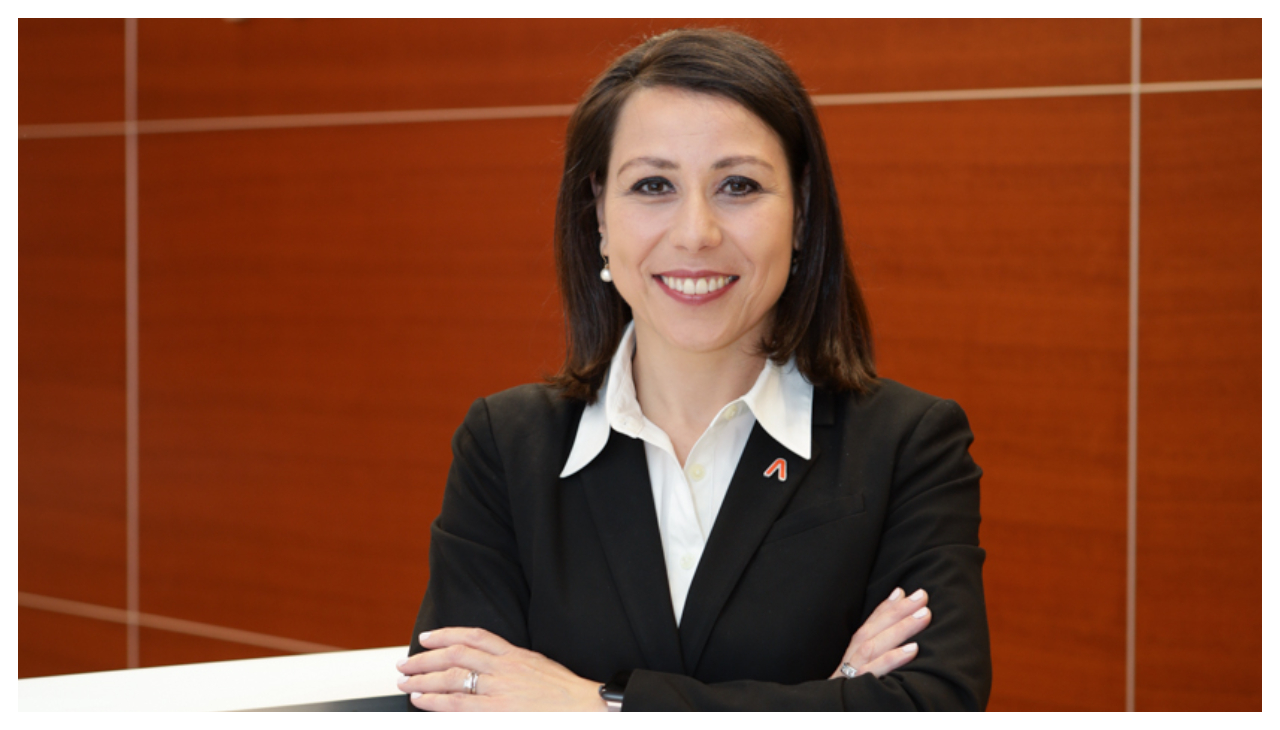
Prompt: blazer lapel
<box><xmin>676</xmin><ymin>421</ymin><xmax>820</xmax><ymax>673</ymax></box>
<box><xmin>579</xmin><ymin>430</ymin><xmax>686</xmax><ymax>674</ymax></box>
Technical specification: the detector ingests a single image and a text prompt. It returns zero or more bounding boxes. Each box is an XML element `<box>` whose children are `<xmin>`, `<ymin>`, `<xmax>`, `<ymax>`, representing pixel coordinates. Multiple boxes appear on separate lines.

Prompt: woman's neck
<box><xmin>631</xmin><ymin>327</ymin><xmax>767</xmax><ymax>466</ymax></box>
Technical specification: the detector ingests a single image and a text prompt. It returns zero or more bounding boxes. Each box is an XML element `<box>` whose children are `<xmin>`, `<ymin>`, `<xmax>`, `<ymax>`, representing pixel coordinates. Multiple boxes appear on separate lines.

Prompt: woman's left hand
<box><xmin>397</xmin><ymin>627</ymin><xmax>606</xmax><ymax>712</ymax></box>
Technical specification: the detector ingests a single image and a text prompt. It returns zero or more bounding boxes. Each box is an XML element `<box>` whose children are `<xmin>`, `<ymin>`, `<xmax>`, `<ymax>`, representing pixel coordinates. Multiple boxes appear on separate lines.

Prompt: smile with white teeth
<box><xmin>659</xmin><ymin>275</ymin><xmax>738</xmax><ymax>295</ymax></box>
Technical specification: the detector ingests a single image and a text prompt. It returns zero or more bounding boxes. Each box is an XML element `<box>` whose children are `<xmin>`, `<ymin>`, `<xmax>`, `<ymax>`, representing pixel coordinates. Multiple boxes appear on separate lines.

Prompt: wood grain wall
<box><xmin>18</xmin><ymin>18</ymin><xmax>1261</xmax><ymax>711</ymax></box>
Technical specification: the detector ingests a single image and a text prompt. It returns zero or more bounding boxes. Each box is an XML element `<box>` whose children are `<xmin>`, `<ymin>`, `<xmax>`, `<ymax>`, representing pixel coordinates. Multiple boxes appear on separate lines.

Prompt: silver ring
<box><xmin>464</xmin><ymin>669</ymin><xmax>479</xmax><ymax>694</ymax></box>
<box><xmin>839</xmin><ymin>663</ymin><xmax>858</xmax><ymax>678</ymax></box>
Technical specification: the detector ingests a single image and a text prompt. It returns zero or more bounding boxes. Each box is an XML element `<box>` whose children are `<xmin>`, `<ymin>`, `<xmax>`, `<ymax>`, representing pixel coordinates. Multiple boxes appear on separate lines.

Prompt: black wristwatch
<box><xmin>599</xmin><ymin>670</ymin><xmax>632</xmax><ymax>712</ymax></box>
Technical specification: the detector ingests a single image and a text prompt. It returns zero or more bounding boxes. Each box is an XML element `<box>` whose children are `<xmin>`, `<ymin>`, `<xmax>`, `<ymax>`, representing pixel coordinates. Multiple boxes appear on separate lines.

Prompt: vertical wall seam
<box><xmin>124</xmin><ymin>17</ymin><xmax>140</xmax><ymax>670</ymax></box>
<box><xmin>1126</xmin><ymin>16</ymin><xmax>1141</xmax><ymax>713</ymax></box>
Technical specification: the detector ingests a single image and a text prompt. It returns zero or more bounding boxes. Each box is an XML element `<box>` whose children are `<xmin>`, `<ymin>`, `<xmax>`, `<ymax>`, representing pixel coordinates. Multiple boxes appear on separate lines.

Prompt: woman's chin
<box><xmin>644</xmin><ymin>323</ymin><xmax>762</xmax><ymax>359</ymax></box>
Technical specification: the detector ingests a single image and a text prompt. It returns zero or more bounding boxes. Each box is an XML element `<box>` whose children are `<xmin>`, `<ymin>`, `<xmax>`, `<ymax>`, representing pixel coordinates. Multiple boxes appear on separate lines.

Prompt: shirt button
<box><xmin>689</xmin><ymin>463</ymin><xmax>706</xmax><ymax>481</ymax></box>
<box><xmin>722</xmin><ymin>404</ymin><xmax>739</xmax><ymax>421</ymax></box>
<box><xmin>680</xmin><ymin>554</ymin><xmax>696</xmax><ymax>570</ymax></box>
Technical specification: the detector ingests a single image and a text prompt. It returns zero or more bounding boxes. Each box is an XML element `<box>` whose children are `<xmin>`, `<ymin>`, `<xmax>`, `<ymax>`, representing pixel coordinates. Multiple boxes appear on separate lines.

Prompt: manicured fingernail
<box><xmin>913</xmin><ymin>607</ymin><xmax>929</xmax><ymax>619</ymax></box>
<box><xmin>396</xmin><ymin>658</ymin><xmax>407</xmax><ymax>668</ymax></box>
<box><xmin>398</xmin><ymin>674</ymin><xmax>409</xmax><ymax>684</ymax></box>
<box><xmin>902</xmin><ymin>643</ymin><xmax>918</xmax><ymax>654</ymax></box>
<box><xmin>419</xmin><ymin>631</ymin><xmax>431</xmax><ymax>644</ymax></box>
<box><xmin>411</xmin><ymin>692</ymin><xmax>422</xmax><ymax>700</ymax></box>
<box><xmin>909</xmin><ymin>589</ymin><xmax>925</xmax><ymax>601</ymax></box>
<box><xmin>888</xmin><ymin>587</ymin><xmax>903</xmax><ymax>601</ymax></box>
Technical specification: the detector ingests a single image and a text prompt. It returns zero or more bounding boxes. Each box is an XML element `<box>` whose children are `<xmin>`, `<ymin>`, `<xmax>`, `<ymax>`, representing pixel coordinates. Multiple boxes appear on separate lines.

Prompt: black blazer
<box><xmin>409</xmin><ymin>378</ymin><xmax>991</xmax><ymax>710</ymax></box>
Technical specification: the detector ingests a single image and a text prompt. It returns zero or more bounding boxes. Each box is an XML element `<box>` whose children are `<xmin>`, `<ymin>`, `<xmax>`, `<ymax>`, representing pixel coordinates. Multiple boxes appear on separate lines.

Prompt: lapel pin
<box><xmin>763</xmin><ymin>458</ymin><xmax>787</xmax><ymax>482</ymax></box>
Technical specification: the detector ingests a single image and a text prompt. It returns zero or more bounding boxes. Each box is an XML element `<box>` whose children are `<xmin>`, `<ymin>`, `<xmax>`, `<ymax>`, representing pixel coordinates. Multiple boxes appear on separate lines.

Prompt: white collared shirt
<box><xmin>560</xmin><ymin>322</ymin><xmax>814</xmax><ymax>624</ymax></box>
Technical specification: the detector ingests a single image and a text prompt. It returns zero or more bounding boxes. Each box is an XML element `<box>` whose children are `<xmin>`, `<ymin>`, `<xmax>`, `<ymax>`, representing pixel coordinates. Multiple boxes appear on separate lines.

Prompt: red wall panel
<box><xmin>1142</xmin><ymin>19</ymin><xmax>1262</xmax><ymax>83</ymax></box>
<box><xmin>19</xmin><ymin>608</ymin><xmax>128</xmax><ymax>678</ymax></box>
<box><xmin>136</xmin><ymin>119</ymin><xmax>565</xmax><ymax>649</ymax></box>
<box><xmin>759</xmin><ymin>18</ymin><xmax>1129</xmax><ymax>94</ymax></box>
<box><xmin>140</xmin><ymin>629</ymin><xmax>288</xmax><ymax>669</ymax></box>
<box><xmin>1136</xmin><ymin>90</ymin><xmax>1261</xmax><ymax>711</ymax></box>
<box><xmin>18</xmin><ymin>138</ymin><xmax>127</xmax><ymax>613</ymax></box>
<box><xmin>18</xmin><ymin>18</ymin><xmax>124</xmax><ymax>125</ymax></box>
<box><xmin>136</xmin><ymin>19</ymin><xmax>1128</xmax><ymax>120</ymax></box>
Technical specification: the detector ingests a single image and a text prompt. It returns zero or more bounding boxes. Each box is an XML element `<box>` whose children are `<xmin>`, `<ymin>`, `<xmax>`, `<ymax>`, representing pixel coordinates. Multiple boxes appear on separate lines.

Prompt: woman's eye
<box><xmin>721</xmin><ymin>176</ymin><xmax>761</xmax><ymax>196</ymax></box>
<box><xmin>631</xmin><ymin>178</ymin><xmax>673</xmax><ymax>195</ymax></box>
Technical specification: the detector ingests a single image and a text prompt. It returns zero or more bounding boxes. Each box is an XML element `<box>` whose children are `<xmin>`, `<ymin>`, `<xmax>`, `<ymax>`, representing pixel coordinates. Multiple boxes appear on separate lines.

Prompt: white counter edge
<box><xmin>19</xmin><ymin>645</ymin><xmax>408</xmax><ymax>711</ymax></box>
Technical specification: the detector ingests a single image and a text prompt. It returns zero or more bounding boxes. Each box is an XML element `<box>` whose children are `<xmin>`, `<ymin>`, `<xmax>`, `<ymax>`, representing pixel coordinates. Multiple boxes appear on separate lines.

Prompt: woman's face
<box><xmin>596</xmin><ymin>86</ymin><xmax>795</xmax><ymax>360</ymax></box>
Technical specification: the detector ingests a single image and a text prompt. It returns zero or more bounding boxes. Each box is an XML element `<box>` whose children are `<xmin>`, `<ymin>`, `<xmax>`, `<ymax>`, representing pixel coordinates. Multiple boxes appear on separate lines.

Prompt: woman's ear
<box><xmin>591</xmin><ymin>174</ymin><xmax>607</xmax><ymax>252</ymax></box>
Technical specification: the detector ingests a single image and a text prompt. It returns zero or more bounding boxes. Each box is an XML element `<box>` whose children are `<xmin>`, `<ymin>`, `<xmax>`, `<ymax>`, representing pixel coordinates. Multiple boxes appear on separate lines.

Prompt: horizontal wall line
<box><xmin>17</xmin><ymin>103</ymin><xmax>578</xmax><ymax>139</ymax></box>
<box><xmin>17</xmin><ymin>78</ymin><xmax>1262</xmax><ymax>140</ymax></box>
<box><xmin>811</xmin><ymin>78</ymin><xmax>1262</xmax><ymax>106</ymax></box>
<box><xmin>19</xmin><ymin>592</ymin><xmax>343</xmax><ymax>655</ymax></box>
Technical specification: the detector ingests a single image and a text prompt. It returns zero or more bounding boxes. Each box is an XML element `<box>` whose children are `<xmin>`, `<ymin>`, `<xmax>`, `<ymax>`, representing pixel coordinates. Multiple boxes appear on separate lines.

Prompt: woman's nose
<box><xmin>671</xmin><ymin>194</ymin><xmax>721</xmax><ymax>252</ymax></box>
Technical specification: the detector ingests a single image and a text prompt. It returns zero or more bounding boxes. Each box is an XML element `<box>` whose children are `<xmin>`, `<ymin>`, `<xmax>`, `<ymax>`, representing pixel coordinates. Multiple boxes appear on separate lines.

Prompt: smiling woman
<box><xmin>400</xmin><ymin>28</ymin><xmax>990</xmax><ymax>711</ymax></box>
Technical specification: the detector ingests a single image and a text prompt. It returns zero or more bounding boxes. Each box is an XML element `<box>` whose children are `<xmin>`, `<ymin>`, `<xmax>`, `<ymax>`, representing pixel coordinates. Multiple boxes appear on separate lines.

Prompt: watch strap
<box><xmin>599</xmin><ymin>670</ymin><xmax>632</xmax><ymax>712</ymax></box>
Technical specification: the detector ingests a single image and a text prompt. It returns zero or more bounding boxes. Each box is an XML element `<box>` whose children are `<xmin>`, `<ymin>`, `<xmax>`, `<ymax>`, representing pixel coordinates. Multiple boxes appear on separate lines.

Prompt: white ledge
<box><xmin>19</xmin><ymin>646</ymin><xmax>408</xmax><ymax>711</ymax></box>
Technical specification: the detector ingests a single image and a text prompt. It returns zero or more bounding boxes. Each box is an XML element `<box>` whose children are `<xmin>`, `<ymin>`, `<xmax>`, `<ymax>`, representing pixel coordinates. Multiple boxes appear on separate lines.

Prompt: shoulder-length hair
<box><xmin>550</xmin><ymin>28</ymin><xmax>876</xmax><ymax>402</ymax></box>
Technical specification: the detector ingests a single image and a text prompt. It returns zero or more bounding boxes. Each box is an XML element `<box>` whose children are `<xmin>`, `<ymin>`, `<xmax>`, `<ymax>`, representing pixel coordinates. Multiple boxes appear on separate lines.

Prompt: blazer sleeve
<box><xmin>408</xmin><ymin>396</ymin><xmax>532</xmax><ymax>655</ymax></box>
<box><xmin>622</xmin><ymin>397</ymin><xmax>991</xmax><ymax>711</ymax></box>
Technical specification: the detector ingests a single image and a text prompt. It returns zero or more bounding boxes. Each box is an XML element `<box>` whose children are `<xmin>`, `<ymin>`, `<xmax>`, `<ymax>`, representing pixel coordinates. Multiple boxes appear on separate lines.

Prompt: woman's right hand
<box><xmin>830</xmin><ymin>587</ymin><xmax>932</xmax><ymax>679</ymax></box>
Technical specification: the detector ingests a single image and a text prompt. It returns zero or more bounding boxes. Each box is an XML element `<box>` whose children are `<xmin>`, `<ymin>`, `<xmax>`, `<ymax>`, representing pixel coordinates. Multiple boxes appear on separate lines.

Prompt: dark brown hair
<box><xmin>550</xmin><ymin>28</ymin><xmax>875</xmax><ymax>402</ymax></box>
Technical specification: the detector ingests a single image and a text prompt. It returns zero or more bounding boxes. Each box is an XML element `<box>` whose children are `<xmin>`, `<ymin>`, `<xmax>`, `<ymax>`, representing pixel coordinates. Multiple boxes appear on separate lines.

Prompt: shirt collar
<box><xmin>560</xmin><ymin>322</ymin><xmax>813</xmax><ymax>478</ymax></box>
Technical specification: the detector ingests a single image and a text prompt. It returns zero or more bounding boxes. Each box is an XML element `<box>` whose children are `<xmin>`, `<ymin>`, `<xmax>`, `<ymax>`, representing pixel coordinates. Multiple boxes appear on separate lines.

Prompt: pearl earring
<box><xmin>600</xmin><ymin>256</ymin><xmax>612</xmax><ymax>283</ymax></box>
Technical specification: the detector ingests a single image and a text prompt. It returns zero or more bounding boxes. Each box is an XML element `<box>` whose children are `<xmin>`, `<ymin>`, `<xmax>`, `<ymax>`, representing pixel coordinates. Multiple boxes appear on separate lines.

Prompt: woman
<box><xmin>397</xmin><ymin>28</ymin><xmax>990</xmax><ymax>711</ymax></box>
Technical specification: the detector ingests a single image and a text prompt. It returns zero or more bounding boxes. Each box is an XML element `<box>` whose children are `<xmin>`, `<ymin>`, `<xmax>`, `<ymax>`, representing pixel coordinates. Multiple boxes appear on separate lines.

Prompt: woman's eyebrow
<box><xmin>616</xmin><ymin>156</ymin><xmax>677</xmax><ymax>177</ymax></box>
<box><xmin>617</xmin><ymin>155</ymin><xmax>775</xmax><ymax>177</ymax></box>
<box><xmin>712</xmin><ymin>155</ymin><xmax>774</xmax><ymax>171</ymax></box>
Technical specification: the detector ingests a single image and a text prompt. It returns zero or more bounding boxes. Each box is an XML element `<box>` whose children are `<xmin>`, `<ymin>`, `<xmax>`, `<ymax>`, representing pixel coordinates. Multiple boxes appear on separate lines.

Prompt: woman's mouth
<box><xmin>656</xmin><ymin>273</ymin><xmax>739</xmax><ymax>302</ymax></box>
